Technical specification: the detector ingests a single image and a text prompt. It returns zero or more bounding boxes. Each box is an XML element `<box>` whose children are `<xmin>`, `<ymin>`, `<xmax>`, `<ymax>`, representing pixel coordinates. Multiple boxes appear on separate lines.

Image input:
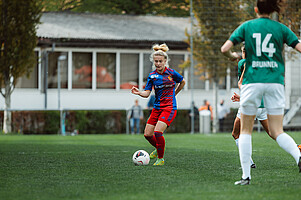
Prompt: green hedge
<box><xmin>0</xmin><ymin>110</ymin><xmax>192</xmax><ymax>134</ymax></box>
<box><xmin>0</xmin><ymin>109</ymin><xmax>242</xmax><ymax>134</ymax></box>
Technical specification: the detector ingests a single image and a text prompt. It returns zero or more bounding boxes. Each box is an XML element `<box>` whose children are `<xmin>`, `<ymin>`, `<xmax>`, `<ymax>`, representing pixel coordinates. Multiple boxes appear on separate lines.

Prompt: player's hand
<box><xmin>229</xmin><ymin>52</ymin><xmax>240</xmax><ymax>61</ymax></box>
<box><xmin>131</xmin><ymin>86</ymin><xmax>140</xmax><ymax>95</ymax></box>
<box><xmin>231</xmin><ymin>92</ymin><xmax>240</xmax><ymax>102</ymax></box>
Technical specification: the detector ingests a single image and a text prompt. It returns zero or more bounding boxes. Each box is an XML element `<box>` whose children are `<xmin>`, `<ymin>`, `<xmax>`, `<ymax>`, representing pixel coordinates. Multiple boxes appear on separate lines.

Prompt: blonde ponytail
<box><xmin>153</xmin><ymin>43</ymin><xmax>169</xmax><ymax>52</ymax></box>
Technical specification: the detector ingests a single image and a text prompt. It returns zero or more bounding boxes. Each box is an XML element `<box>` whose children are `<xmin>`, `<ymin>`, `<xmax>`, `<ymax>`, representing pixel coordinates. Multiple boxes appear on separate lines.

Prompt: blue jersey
<box><xmin>145</xmin><ymin>67</ymin><xmax>183</xmax><ymax>110</ymax></box>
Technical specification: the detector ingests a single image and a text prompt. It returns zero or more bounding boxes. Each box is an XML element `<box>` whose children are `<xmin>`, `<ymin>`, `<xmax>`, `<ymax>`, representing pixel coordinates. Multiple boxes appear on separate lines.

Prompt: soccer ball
<box><xmin>132</xmin><ymin>150</ymin><xmax>150</xmax><ymax>166</ymax></box>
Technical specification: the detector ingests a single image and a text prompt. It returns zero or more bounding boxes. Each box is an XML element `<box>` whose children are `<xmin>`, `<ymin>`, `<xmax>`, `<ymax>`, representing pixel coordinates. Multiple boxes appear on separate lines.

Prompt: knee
<box><xmin>144</xmin><ymin>128</ymin><xmax>152</xmax><ymax>137</ymax></box>
<box><xmin>232</xmin><ymin>131</ymin><xmax>239</xmax><ymax>140</ymax></box>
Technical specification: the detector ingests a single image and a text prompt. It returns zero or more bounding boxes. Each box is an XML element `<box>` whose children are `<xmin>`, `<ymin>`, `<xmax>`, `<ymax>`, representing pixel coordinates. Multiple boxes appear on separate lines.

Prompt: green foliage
<box><xmin>184</xmin><ymin>0</ymin><xmax>301</xmax><ymax>83</ymax></box>
<box><xmin>73</xmin><ymin>110</ymin><xmax>126</xmax><ymax>134</ymax></box>
<box><xmin>42</xmin><ymin>0</ymin><xmax>190</xmax><ymax>17</ymax></box>
<box><xmin>1</xmin><ymin>133</ymin><xmax>301</xmax><ymax>199</ymax></box>
<box><xmin>0</xmin><ymin>0</ymin><xmax>41</xmax><ymax>94</ymax></box>
<box><xmin>41</xmin><ymin>0</ymin><xmax>82</xmax><ymax>11</ymax></box>
<box><xmin>184</xmin><ymin>0</ymin><xmax>246</xmax><ymax>82</ymax></box>
<box><xmin>280</xmin><ymin>0</ymin><xmax>301</xmax><ymax>36</ymax></box>
<box><xmin>166</xmin><ymin>109</ymin><xmax>190</xmax><ymax>133</ymax></box>
<box><xmin>6</xmin><ymin>110</ymin><xmax>195</xmax><ymax>134</ymax></box>
<box><xmin>43</xmin><ymin>111</ymin><xmax>60</xmax><ymax>134</ymax></box>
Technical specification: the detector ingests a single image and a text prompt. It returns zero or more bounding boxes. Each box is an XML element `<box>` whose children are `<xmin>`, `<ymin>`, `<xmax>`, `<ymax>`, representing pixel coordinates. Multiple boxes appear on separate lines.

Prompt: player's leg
<box><xmin>237</xmin><ymin>113</ymin><xmax>255</xmax><ymax>181</ymax></box>
<box><xmin>259</xmin><ymin>119</ymin><xmax>273</xmax><ymax>139</ymax></box>
<box><xmin>264</xmin><ymin>84</ymin><xmax>301</xmax><ymax>172</ymax></box>
<box><xmin>144</xmin><ymin>109</ymin><xmax>160</xmax><ymax>157</ymax></box>
<box><xmin>144</xmin><ymin>124</ymin><xmax>156</xmax><ymax>144</ymax></box>
<box><xmin>256</xmin><ymin>108</ymin><xmax>272</xmax><ymax>139</ymax></box>
<box><xmin>268</xmin><ymin>114</ymin><xmax>300</xmax><ymax>168</ymax></box>
<box><xmin>232</xmin><ymin>116</ymin><xmax>240</xmax><ymax>144</ymax></box>
<box><xmin>153</xmin><ymin>109</ymin><xmax>177</xmax><ymax>166</ymax></box>
<box><xmin>235</xmin><ymin>83</ymin><xmax>261</xmax><ymax>185</ymax></box>
<box><xmin>144</xmin><ymin>123</ymin><xmax>158</xmax><ymax>159</ymax></box>
<box><xmin>232</xmin><ymin>115</ymin><xmax>256</xmax><ymax>168</ymax></box>
<box><xmin>153</xmin><ymin>121</ymin><xmax>168</xmax><ymax>165</ymax></box>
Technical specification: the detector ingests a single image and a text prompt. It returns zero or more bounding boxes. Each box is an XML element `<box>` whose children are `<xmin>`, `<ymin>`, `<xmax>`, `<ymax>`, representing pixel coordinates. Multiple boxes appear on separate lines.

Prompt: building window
<box><xmin>97</xmin><ymin>53</ymin><xmax>116</xmax><ymax>89</ymax></box>
<box><xmin>72</xmin><ymin>52</ymin><xmax>92</xmax><ymax>89</ymax></box>
<box><xmin>15</xmin><ymin>52</ymin><xmax>39</xmax><ymax>88</ymax></box>
<box><xmin>120</xmin><ymin>53</ymin><xmax>139</xmax><ymax>89</ymax></box>
<box><xmin>48</xmin><ymin>52</ymin><xmax>68</xmax><ymax>89</ymax></box>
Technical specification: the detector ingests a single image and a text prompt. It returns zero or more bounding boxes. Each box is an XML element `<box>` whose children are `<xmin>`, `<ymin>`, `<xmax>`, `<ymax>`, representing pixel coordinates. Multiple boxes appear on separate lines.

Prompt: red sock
<box><xmin>144</xmin><ymin>135</ymin><xmax>157</xmax><ymax>148</ymax></box>
<box><xmin>154</xmin><ymin>131</ymin><xmax>165</xmax><ymax>159</ymax></box>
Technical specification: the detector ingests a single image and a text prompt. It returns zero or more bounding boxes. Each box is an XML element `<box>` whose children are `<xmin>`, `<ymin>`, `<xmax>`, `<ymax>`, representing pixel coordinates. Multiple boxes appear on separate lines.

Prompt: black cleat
<box><xmin>235</xmin><ymin>177</ymin><xmax>250</xmax><ymax>185</ymax></box>
<box><xmin>298</xmin><ymin>156</ymin><xmax>301</xmax><ymax>173</ymax></box>
<box><xmin>251</xmin><ymin>163</ymin><xmax>256</xmax><ymax>169</ymax></box>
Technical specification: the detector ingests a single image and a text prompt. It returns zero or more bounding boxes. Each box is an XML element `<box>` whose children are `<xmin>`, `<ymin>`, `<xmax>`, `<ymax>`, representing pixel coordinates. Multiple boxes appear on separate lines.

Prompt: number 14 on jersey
<box><xmin>253</xmin><ymin>33</ymin><xmax>276</xmax><ymax>57</ymax></box>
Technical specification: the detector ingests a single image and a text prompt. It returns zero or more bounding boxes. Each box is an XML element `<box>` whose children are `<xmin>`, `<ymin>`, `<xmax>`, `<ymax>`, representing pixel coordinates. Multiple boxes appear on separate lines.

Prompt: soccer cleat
<box><xmin>298</xmin><ymin>156</ymin><xmax>301</xmax><ymax>173</ymax></box>
<box><xmin>234</xmin><ymin>177</ymin><xmax>250</xmax><ymax>185</ymax></box>
<box><xmin>153</xmin><ymin>158</ymin><xmax>164</xmax><ymax>166</ymax></box>
<box><xmin>149</xmin><ymin>149</ymin><xmax>157</xmax><ymax>159</ymax></box>
<box><xmin>251</xmin><ymin>163</ymin><xmax>256</xmax><ymax>169</ymax></box>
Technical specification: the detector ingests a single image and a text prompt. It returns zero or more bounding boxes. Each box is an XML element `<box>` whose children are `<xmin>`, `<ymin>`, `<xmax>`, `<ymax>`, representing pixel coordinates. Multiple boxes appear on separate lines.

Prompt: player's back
<box><xmin>239</xmin><ymin>18</ymin><xmax>298</xmax><ymax>85</ymax></box>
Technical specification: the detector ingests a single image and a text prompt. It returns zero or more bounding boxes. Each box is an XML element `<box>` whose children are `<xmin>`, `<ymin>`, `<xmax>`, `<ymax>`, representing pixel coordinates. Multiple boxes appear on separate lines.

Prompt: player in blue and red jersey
<box><xmin>131</xmin><ymin>43</ymin><xmax>186</xmax><ymax>166</ymax></box>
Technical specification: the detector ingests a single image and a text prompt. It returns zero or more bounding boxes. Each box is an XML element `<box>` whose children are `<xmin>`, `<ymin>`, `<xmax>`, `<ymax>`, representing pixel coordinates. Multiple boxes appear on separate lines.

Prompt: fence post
<box><xmin>126</xmin><ymin>109</ymin><xmax>129</xmax><ymax>134</ymax></box>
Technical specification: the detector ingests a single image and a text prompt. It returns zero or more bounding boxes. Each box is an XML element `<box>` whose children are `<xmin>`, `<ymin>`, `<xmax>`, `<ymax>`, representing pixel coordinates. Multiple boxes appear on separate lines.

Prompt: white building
<box><xmin>3</xmin><ymin>12</ymin><xmax>301</xmax><ymax>126</ymax></box>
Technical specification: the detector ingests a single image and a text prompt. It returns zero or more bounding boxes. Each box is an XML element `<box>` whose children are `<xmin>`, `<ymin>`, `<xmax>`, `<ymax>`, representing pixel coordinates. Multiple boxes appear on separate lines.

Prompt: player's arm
<box><xmin>221</xmin><ymin>40</ymin><xmax>240</xmax><ymax>61</ymax></box>
<box><xmin>295</xmin><ymin>42</ymin><xmax>301</xmax><ymax>53</ymax></box>
<box><xmin>131</xmin><ymin>86</ymin><xmax>151</xmax><ymax>98</ymax></box>
<box><xmin>237</xmin><ymin>63</ymin><xmax>246</xmax><ymax>89</ymax></box>
<box><xmin>175</xmin><ymin>79</ymin><xmax>186</xmax><ymax>96</ymax></box>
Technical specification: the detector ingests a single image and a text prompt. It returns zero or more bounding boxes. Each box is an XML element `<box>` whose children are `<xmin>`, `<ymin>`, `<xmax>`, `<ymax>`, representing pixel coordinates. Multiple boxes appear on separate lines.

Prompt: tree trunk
<box><xmin>3</xmin><ymin>79</ymin><xmax>12</xmax><ymax>133</ymax></box>
<box><xmin>212</xmin><ymin>79</ymin><xmax>219</xmax><ymax>133</ymax></box>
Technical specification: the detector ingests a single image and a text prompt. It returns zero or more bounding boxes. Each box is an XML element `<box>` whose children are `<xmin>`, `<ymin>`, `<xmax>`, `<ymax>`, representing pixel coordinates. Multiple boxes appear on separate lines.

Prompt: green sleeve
<box><xmin>282</xmin><ymin>24</ymin><xmax>300</xmax><ymax>48</ymax></box>
<box><xmin>229</xmin><ymin>23</ymin><xmax>246</xmax><ymax>45</ymax></box>
<box><xmin>237</xmin><ymin>59</ymin><xmax>246</xmax><ymax>80</ymax></box>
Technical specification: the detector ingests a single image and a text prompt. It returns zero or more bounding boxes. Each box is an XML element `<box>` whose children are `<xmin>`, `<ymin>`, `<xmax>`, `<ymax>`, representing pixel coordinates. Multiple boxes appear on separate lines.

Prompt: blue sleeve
<box><xmin>144</xmin><ymin>75</ymin><xmax>153</xmax><ymax>91</ymax></box>
<box><xmin>172</xmin><ymin>70</ymin><xmax>184</xmax><ymax>83</ymax></box>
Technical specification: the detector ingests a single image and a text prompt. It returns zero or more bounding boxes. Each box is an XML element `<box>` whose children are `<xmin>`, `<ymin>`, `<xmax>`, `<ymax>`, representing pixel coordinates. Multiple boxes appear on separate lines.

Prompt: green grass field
<box><xmin>0</xmin><ymin>132</ymin><xmax>300</xmax><ymax>200</ymax></box>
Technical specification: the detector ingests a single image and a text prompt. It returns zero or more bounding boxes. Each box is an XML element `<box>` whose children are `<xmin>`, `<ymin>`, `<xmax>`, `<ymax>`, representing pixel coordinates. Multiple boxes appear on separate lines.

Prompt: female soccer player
<box><xmin>221</xmin><ymin>0</ymin><xmax>301</xmax><ymax>185</ymax></box>
<box><xmin>131</xmin><ymin>43</ymin><xmax>186</xmax><ymax>166</ymax></box>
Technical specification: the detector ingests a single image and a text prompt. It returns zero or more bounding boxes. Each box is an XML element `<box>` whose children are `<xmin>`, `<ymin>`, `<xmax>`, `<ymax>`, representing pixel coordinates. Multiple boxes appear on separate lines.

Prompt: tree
<box><xmin>279</xmin><ymin>0</ymin><xmax>301</xmax><ymax>36</ymax></box>
<box><xmin>181</xmin><ymin>0</ymin><xmax>248</xmax><ymax>133</ymax></box>
<box><xmin>42</xmin><ymin>0</ymin><xmax>190</xmax><ymax>17</ymax></box>
<box><xmin>0</xmin><ymin>0</ymin><xmax>41</xmax><ymax>133</ymax></box>
<box><xmin>41</xmin><ymin>0</ymin><xmax>81</xmax><ymax>11</ymax></box>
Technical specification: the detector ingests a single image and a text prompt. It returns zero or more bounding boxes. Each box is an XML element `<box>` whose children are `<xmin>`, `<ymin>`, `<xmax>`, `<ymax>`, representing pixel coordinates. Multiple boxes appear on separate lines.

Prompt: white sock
<box><xmin>236</xmin><ymin>138</ymin><xmax>254</xmax><ymax>165</ymax></box>
<box><xmin>238</xmin><ymin>134</ymin><xmax>252</xmax><ymax>179</ymax></box>
<box><xmin>276</xmin><ymin>133</ymin><xmax>300</xmax><ymax>164</ymax></box>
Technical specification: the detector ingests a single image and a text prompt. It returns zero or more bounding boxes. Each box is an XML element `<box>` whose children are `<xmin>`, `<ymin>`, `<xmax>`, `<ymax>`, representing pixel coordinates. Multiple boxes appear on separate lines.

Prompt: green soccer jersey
<box><xmin>237</xmin><ymin>58</ymin><xmax>264</xmax><ymax>108</ymax></box>
<box><xmin>237</xmin><ymin>59</ymin><xmax>245</xmax><ymax>80</ymax></box>
<box><xmin>230</xmin><ymin>18</ymin><xmax>299</xmax><ymax>85</ymax></box>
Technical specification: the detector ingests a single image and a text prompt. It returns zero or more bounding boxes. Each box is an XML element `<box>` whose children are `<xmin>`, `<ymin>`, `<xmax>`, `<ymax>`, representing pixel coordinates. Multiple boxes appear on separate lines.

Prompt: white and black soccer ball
<box><xmin>132</xmin><ymin>150</ymin><xmax>150</xmax><ymax>166</ymax></box>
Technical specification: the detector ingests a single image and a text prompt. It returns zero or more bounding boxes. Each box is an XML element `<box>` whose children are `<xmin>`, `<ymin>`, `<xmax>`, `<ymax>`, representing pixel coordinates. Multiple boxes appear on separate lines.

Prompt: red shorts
<box><xmin>147</xmin><ymin>108</ymin><xmax>177</xmax><ymax>126</ymax></box>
